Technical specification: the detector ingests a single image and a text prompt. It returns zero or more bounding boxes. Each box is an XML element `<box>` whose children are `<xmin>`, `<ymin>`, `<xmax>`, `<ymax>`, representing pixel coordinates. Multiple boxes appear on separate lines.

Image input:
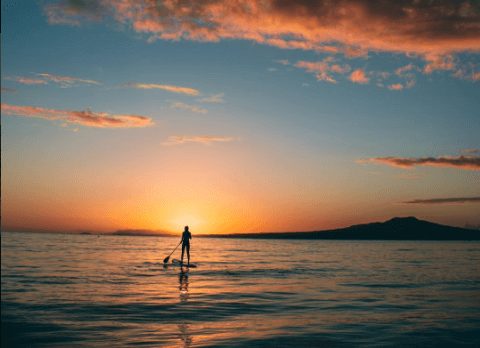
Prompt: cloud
<box><xmin>198</xmin><ymin>93</ymin><xmax>225</xmax><ymax>104</ymax></box>
<box><xmin>163</xmin><ymin>135</ymin><xmax>235</xmax><ymax>146</ymax></box>
<box><xmin>388</xmin><ymin>83</ymin><xmax>405</xmax><ymax>91</ymax></box>
<box><xmin>452</xmin><ymin>63</ymin><xmax>480</xmax><ymax>81</ymax></box>
<box><xmin>1</xmin><ymin>87</ymin><xmax>16</xmax><ymax>93</ymax></box>
<box><xmin>125</xmin><ymin>83</ymin><xmax>199</xmax><ymax>96</ymax></box>
<box><xmin>403</xmin><ymin>197</ymin><xmax>480</xmax><ymax>204</ymax></box>
<box><xmin>11</xmin><ymin>77</ymin><xmax>48</xmax><ymax>85</ymax></box>
<box><xmin>8</xmin><ymin>73</ymin><xmax>100</xmax><ymax>87</ymax></box>
<box><xmin>395</xmin><ymin>64</ymin><xmax>417</xmax><ymax>76</ymax></box>
<box><xmin>377</xmin><ymin>65</ymin><xmax>417</xmax><ymax>90</ymax></box>
<box><xmin>37</xmin><ymin>73</ymin><xmax>100</xmax><ymax>87</ymax></box>
<box><xmin>359</xmin><ymin>153</ymin><xmax>480</xmax><ymax>170</ymax></box>
<box><xmin>295</xmin><ymin>58</ymin><xmax>350</xmax><ymax>83</ymax></box>
<box><xmin>1</xmin><ymin>103</ymin><xmax>153</xmax><ymax>128</ymax></box>
<box><xmin>170</xmin><ymin>102</ymin><xmax>207</xmax><ymax>114</ymax></box>
<box><xmin>461</xmin><ymin>148</ymin><xmax>480</xmax><ymax>154</ymax></box>
<box><xmin>349</xmin><ymin>69</ymin><xmax>369</xmax><ymax>84</ymax></box>
<box><xmin>423</xmin><ymin>54</ymin><xmax>456</xmax><ymax>74</ymax></box>
<box><xmin>43</xmin><ymin>0</ymin><xmax>480</xmax><ymax>59</ymax></box>
<box><xmin>44</xmin><ymin>0</ymin><xmax>106</xmax><ymax>26</ymax></box>
<box><xmin>387</xmin><ymin>79</ymin><xmax>415</xmax><ymax>91</ymax></box>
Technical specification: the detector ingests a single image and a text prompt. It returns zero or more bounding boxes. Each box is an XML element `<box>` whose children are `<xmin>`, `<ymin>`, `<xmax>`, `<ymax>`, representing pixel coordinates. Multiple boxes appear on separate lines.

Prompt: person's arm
<box><xmin>189</xmin><ymin>232</ymin><xmax>192</xmax><ymax>240</ymax></box>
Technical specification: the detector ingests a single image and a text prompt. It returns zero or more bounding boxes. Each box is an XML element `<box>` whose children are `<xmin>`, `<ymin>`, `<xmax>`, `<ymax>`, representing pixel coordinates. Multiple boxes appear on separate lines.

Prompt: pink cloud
<box><xmin>9</xmin><ymin>73</ymin><xmax>100</xmax><ymax>87</ymax></box>
<box><xmin>163</xmin><ymin>135</ymin><xmax>235</xmax><ymax>146</ymax></box>
<box><xmin>349</xmin><ymin>69</ymin><xmax>369</xmax><ymax>84</ymax></box>
<box><xmin>125</xmin><ymin>83</ymin><xmax>199</xmax><ymax>96</ymax></box>
<box><xmin>1</xmin><ymin>103</ymin><xmax>153</xmax><ymax>128</ymax></box>
<box><xmin>43</xmin><ymin>1</ymin><xmax>480</xmax><ymax>58</ymax></box>
<box><xmin>12</xmin><ymin>77</ymin><xmax>47</xmax><ymax>85</ymax></box>
<box><xmin>423</xmin><ymin>54</ymin><xmax>456</xmax><ymax>74</ymax></box>
<box><xmin>295</xmin><ymin>58</ymin><xmax>350</xmax><ymax>83</ymax></box>
<box><xmin>388</xmin><ymin>83</ymin><xmax>404</xmax><ymax>91</ymax></box>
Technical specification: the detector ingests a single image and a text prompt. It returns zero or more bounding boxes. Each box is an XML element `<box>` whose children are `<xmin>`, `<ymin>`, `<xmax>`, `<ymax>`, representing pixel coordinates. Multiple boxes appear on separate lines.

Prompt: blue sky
<box><xmin>2</xmin><ymin>1</ymin><xmax>479</xmax><ymax>232</ymax></box>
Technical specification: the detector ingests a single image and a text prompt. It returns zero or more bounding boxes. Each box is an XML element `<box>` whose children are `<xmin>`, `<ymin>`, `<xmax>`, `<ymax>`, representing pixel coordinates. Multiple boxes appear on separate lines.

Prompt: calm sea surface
<box><xmin>2</xmin><ymin>232</ymin><xmax>480</xmax><ymax>347</ymax></box>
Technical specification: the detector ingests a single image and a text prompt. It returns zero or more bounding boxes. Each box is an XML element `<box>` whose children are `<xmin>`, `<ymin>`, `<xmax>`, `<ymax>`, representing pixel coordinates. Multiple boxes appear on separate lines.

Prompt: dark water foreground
<box><xmin>2</xmin><ymin>232</ymin><xmax>480</xmax><ymax>347</ymax></box>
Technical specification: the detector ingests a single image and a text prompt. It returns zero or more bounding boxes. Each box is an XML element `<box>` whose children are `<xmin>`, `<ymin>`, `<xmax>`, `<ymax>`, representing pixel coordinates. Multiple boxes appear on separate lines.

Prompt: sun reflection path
<box><xmin>178</xmin><ymin>268</ymin><xmax>192</xmax><ymax>347</ymax></box>
<box><xmin>179</xmin><ymin>269</ymin><xmax>189</xmax><ymax>303</ymax></box>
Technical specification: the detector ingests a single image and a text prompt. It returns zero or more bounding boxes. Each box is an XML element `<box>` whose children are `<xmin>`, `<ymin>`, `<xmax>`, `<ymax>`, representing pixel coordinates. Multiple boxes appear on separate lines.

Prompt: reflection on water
<box><xmin>179</xmin><ymin>268</ymin><xmax>189</xmax><ymax>302</ymax></box>
<box><xmin>2</xmin><ymin>232</ymin><xmax>480</xmax><ymax>347</ymax></box>
<box><xmin>178</xmin><ymin>269</ymin><xmax>192</xmax><ymax>347</ymax></box>
<box><xmin>178</xmin><ymin>322</ymin><xmax>193</xmax><ymax>348</ymax></box>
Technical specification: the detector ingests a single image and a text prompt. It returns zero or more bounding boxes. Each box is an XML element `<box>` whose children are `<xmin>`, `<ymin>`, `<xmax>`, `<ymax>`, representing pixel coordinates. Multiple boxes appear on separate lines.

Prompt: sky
<box><xmin>1</xmin><ymin>0</ymin><xmax>479</xmax><ymax>234</ymax></box>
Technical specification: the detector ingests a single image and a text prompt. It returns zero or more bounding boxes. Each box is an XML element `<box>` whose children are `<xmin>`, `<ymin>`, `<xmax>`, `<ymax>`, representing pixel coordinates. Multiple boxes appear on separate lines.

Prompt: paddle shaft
<box><xmin>163</xmin><ymin>242</ymin><xmax>181</xmax><ymax>263</ymax></box>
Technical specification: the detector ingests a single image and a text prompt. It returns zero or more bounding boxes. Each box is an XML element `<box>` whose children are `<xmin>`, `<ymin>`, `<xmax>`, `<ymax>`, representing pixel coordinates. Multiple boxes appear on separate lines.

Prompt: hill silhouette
<box><xmin>202</xmin><ymin>217</ymin><xmax>480</xmax><ymax>240</ymax></box>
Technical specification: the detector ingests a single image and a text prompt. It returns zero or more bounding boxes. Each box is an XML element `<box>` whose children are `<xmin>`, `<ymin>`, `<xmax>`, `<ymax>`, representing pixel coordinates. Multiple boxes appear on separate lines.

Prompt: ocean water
<box><xmin>2</xmin><ymin>232</ymin><xmax>480</xmax><ymax>347</ymax></box>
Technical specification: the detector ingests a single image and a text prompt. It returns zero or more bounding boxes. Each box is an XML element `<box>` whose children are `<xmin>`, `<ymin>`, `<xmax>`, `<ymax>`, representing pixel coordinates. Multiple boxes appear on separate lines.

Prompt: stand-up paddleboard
<box><xmin>172</xmin><ymin>258</ymin><xmax>197</xmax><ymax>268</ymax></box>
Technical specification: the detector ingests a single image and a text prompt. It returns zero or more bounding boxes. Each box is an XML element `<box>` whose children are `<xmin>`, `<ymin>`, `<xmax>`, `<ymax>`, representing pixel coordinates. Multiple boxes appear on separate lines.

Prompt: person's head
<box><xmin>184</xmin><ymin>225</ymin><xmax>189</xmax><ymax>232</ymax></box>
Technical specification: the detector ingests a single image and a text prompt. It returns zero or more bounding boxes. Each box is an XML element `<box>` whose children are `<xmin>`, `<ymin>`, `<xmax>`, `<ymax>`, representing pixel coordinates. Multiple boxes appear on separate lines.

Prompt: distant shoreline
<box><xmin>2</xmin><ymin>217</ymin><xmax>480</xmax><ymax>240</ymax></box>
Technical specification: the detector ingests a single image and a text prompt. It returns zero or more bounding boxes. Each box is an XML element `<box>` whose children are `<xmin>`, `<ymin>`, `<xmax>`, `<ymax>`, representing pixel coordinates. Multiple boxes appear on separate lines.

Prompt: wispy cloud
<box><xmin>163</xmin><ymin>135</ymin><xmax>235</xmax><ymax>146</ymax></box>
<box><xmin>275</xmin><ymin>59</ymin><xmax>290</xmax><ymax>66</ymax></box>
<box><xmin>170</xmin><ymin>102</ymin><xmax>207</xmax><ymax>114</ymax></box>
<box><xmin>461</xmin><ymin>148</ymin><xmax>480</xmax><ymax>155</ymax></box>
<box><xmin>10</xmin><ymin>77</ymin><xmax>47</xmax><ymax>85</ymax></box>
<box><xmin>44</xmin><ymin>1</ymin><xmax>105</xmax><ymax>26</ymax></box>
<box><xmin>349</xmin><ymin>69</ymin><xmax>369</xmax><ymax>84</ymax></box>
<box><xmin>1</xmin><ymin>103</ymin><xmax>153</xmax><ymax>128</ymax></box>
<box><xmin>403</xmin><ymin>197</ymin><xmax>480</xmax><ymax>204</ymax></box>
<box><xmin>1</xmin><ymin>87</ymin><xmax>16</xmax><ymax>93</ymax></box>
<box><xmin>423</xmin><ymin>54</ymin><xmax>456</xmax><ymax>74</ymax></box>
<box><xmin>8</xmin><ymin>73</ymin><xmax>100</xmax><ymax>87</ymax></box>
<box><xmin>37</xmin><ymin>73</ymin><xmax>100</xmax><ymax>87</ymax></box>
<box><xmin>295</xmin><ymin>58</ymin><xmax>350</xmax><ymax>83</ymax></box>
<box><xmin>453</xmin><ymin>64</ymin><xmax>480</xmax><ymax>81</ymax></box>
<box><xmin>358</xmin><ymin>152</ymin><xmax>480</xmax><ymax>171</ymax></box>
<box><xmin>395</xmin><ymin>64</ymin><xmax>417</xmax><ymax>76</ymax></box>
<box><xmin>198</xmin><ymin>93</ymin><xmax>224</xmax><ymax>104</ymax></box>
<box><xmin>388</xmin><ymin>83</ymin><xmax>405</xmax><ymax>91</ymax></box>
<box><xmin>125</xmin><ymin>83</ymin><xmax>199</xmax><ymax>96</ymax></box>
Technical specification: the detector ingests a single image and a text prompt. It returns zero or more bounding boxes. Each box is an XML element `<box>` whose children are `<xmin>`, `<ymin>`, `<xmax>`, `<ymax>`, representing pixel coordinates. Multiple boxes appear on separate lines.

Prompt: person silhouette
<box><xmin>180</xmin><ymin>225</ymin><xmax>192</xmax><ymax>266</ymax></box>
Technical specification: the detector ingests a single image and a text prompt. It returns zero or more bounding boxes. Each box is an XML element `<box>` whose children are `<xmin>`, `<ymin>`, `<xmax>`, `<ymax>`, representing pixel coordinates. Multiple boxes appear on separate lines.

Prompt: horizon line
<box><xmin>2</xmin><ymin>216</ymin><xmax>479</xmax><ymax>236</ymax></box>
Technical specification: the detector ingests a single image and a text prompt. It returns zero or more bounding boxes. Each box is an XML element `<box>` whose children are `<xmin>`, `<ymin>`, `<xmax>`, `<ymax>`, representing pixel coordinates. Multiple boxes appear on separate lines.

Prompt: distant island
<box><xmin>199</xmin><ymin>217</ymin><xmax>480</xmax><ymax>240</ymax></box>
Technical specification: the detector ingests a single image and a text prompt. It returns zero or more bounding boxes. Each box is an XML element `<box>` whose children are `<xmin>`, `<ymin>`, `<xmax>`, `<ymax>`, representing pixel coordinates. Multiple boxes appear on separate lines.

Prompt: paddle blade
<box><xmin>163</xmin><ymin>256</ymin><xmax>170</xmax><ymax>264</ymax></box>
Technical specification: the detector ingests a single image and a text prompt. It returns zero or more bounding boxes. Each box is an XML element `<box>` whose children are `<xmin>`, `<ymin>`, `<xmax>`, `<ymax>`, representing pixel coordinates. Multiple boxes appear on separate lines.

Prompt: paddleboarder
<box><xmin>181</xmin><ymin>225</ymin><xmax>192</xmax><ymax>266</ymax></box>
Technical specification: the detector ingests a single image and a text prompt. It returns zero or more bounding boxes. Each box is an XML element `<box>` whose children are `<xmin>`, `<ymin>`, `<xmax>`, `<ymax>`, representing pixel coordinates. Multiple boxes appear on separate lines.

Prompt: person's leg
<box><xmin>186</xmin><ymin>244</ymin><xmax>190</xmax><ymax>266</ymax></box>
<box><xmin>181</xmin><ymin>243</ymin><xmax>185</xmax><ymax>262</ymax></box>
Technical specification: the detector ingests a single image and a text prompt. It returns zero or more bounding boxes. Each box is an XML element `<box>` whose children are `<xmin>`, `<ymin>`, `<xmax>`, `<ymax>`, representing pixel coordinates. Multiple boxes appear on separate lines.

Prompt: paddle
<box><xmin>163</xmin><ymin>242</ymin><xmax>181</xmax><ymax>264</ymax></box>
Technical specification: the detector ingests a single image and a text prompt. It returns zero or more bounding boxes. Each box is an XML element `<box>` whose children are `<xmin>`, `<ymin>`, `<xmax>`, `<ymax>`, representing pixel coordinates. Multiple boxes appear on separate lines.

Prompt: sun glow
<box><xmin>166</xmin><ymin>212</ymin><xmax>206</xmax><ymax>234</ymax></box>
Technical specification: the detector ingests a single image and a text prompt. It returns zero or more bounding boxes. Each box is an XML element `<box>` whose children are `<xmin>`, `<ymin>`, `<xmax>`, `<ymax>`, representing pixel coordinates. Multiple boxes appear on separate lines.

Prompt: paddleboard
<box><xmin>172</xmin><ymin>258</ymin><xmax>197</xmax><ymax>268</ymax></box>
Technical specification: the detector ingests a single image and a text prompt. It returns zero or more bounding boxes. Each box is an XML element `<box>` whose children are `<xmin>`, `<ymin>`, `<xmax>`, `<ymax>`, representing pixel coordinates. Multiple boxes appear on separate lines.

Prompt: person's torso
<box><xmin>182</xmin><ymin>231</ymin><xmax>191</xmax><ymax>244</ymax></box>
